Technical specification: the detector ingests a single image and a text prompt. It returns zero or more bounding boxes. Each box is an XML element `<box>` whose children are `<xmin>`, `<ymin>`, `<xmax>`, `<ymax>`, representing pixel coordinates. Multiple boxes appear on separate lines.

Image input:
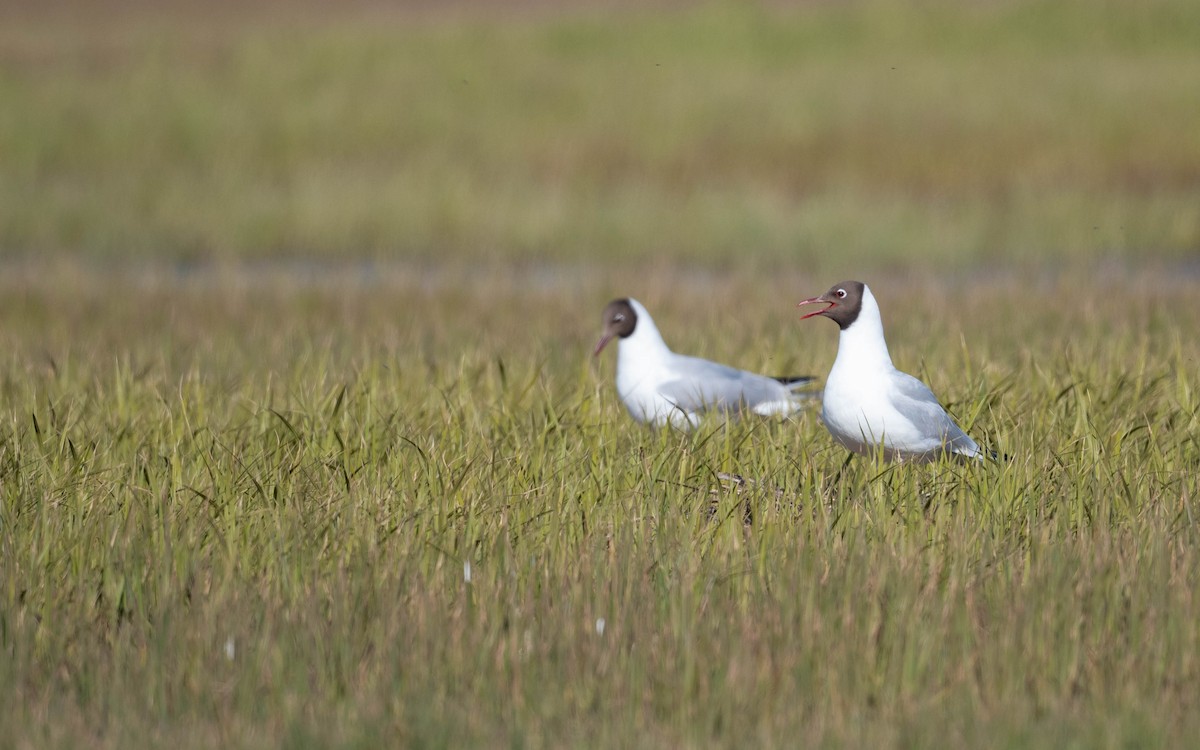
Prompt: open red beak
<box><xmin>593</xmin><ymin>334</ymin><xmax>613</xmax><ymax>356</ymax></box>
<box><xmin>797</xmin><ymin>296</ymin><xmax>834</xmax><ymax>320</ymax></box>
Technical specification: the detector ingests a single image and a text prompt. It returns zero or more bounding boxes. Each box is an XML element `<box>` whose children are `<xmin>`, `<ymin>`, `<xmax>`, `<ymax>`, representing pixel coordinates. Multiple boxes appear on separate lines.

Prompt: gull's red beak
<box><xmin>797</xmin><ymin>295</ymin><xmax>834</xmax><ymax>320</ymax></box>
<box><xmin>593</xmin><ymin>334</ymin><xmax>613</xmax><ymax>357</ymax></box>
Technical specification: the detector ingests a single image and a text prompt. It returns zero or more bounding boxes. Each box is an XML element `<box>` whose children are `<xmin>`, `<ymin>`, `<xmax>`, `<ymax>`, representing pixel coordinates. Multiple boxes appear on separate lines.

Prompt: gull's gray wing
<box><xmin>657</xmin><ymin>355</ymin><xmax>792</xmax><ymax>414</ymax></box>
<box><xmin>889</xmin><ymin>371</ymin><xmax>982</xmax><ymax>456</ymax></box>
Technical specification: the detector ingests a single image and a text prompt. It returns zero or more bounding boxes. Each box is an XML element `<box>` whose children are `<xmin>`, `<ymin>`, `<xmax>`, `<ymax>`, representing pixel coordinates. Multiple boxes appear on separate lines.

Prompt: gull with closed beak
<box><xmin>595</xmin><ymin>298</ymin><xmax>817</xmax><ymax>429</ymax></box>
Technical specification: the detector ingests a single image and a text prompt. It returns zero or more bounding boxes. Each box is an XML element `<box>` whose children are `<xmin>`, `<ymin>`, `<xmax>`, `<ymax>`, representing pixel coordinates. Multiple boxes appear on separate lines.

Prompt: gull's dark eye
<box><xmin>836</xmin><ymin>289</ymin><xmax>847</xmax><ymax>299</ymax></box>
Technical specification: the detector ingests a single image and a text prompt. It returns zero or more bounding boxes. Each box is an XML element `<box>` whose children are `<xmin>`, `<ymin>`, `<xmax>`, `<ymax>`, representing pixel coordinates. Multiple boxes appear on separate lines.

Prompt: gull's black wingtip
<box><xmin>774</xmin><ymin>375</ymin><xmax>819</xmax><ymax>386</ymax></box>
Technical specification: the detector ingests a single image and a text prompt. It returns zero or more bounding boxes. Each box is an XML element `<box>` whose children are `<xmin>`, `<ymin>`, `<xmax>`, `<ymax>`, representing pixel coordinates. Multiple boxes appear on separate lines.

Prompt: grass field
<box><xmin>3</xmin><ymin>1</ymin><xmax>1200</xmax><ymax>747</ymax></box>
<box><xmin>4</xmin><ymin>0</ymin><xmax>1200</xmax><ymax>269</ymax></box>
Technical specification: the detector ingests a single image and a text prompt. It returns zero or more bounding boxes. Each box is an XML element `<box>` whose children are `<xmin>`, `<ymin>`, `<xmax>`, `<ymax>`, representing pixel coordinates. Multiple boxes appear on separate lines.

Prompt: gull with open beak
<box><xmin>797</xmin><ymin>281</ymin><xmax>986</xmax><ymax>462</ymax></box>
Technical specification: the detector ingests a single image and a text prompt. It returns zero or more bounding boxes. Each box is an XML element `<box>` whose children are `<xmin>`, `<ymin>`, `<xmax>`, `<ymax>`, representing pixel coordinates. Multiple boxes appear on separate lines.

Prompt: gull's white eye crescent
<box><xmin>836</xmin><ymin>289</ymin><xmax>847</xmax><ymax>299</ymax></box>
<box><xmin>614</xmin><ymin>314</ymin><xmax>625</xmax><ymax>322</ymax></box>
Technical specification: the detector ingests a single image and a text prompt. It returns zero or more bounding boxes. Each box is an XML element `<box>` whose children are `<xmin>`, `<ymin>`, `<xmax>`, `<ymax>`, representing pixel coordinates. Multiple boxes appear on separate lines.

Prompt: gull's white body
<box><xmin>820</xmin><ymin>286</ymin><xmax>982</xmax><ymax>461</ymax></box>
<box><xmin>614</xmin><ymin>299</ymin><xmax>813</xmax><ymax>429</ymax></box>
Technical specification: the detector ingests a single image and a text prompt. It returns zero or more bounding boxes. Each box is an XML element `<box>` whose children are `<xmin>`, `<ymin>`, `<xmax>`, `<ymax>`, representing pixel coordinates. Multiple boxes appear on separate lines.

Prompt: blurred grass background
<box><xmin>2</xmin><ymin>0</ymin><xmax>1198</xmax><ymax>271</ymax></box>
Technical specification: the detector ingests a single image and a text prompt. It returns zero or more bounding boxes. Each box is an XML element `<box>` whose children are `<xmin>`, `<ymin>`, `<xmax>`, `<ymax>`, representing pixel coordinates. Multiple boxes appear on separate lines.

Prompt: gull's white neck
<box><xmin>833</xmin><ymin>285</ymin><xmax>894</xmax><ymax>372</ymax></box>
<box><xmin>616</xmin><ymin>298</ymin><xmax>672</xmax><ymax>362</ymax></box>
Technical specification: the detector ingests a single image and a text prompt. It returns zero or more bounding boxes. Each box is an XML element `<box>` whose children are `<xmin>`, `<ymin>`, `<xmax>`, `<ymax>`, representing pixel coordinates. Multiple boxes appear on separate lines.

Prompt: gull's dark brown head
<box><xmin>797</xmin><ymin>281</ymin><xmax>866</xmax><ymax>330</ymax></box>
<box><xmin>593</xmin><ymin>298</ymin><xmax>638</xmax><ymax>355</ymax></box>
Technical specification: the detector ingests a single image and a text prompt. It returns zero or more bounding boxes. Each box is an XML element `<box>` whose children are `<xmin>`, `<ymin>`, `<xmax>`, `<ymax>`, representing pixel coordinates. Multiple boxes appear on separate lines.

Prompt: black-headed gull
<box><xmin>594</xmin><ymin>298</ymin><xmax>817</xmax><ymax>428</ymax></box>
<box><xmin>797</xmin><ymin>281</ymin><xmax>986</xmax><ymax>462</ymax></box>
